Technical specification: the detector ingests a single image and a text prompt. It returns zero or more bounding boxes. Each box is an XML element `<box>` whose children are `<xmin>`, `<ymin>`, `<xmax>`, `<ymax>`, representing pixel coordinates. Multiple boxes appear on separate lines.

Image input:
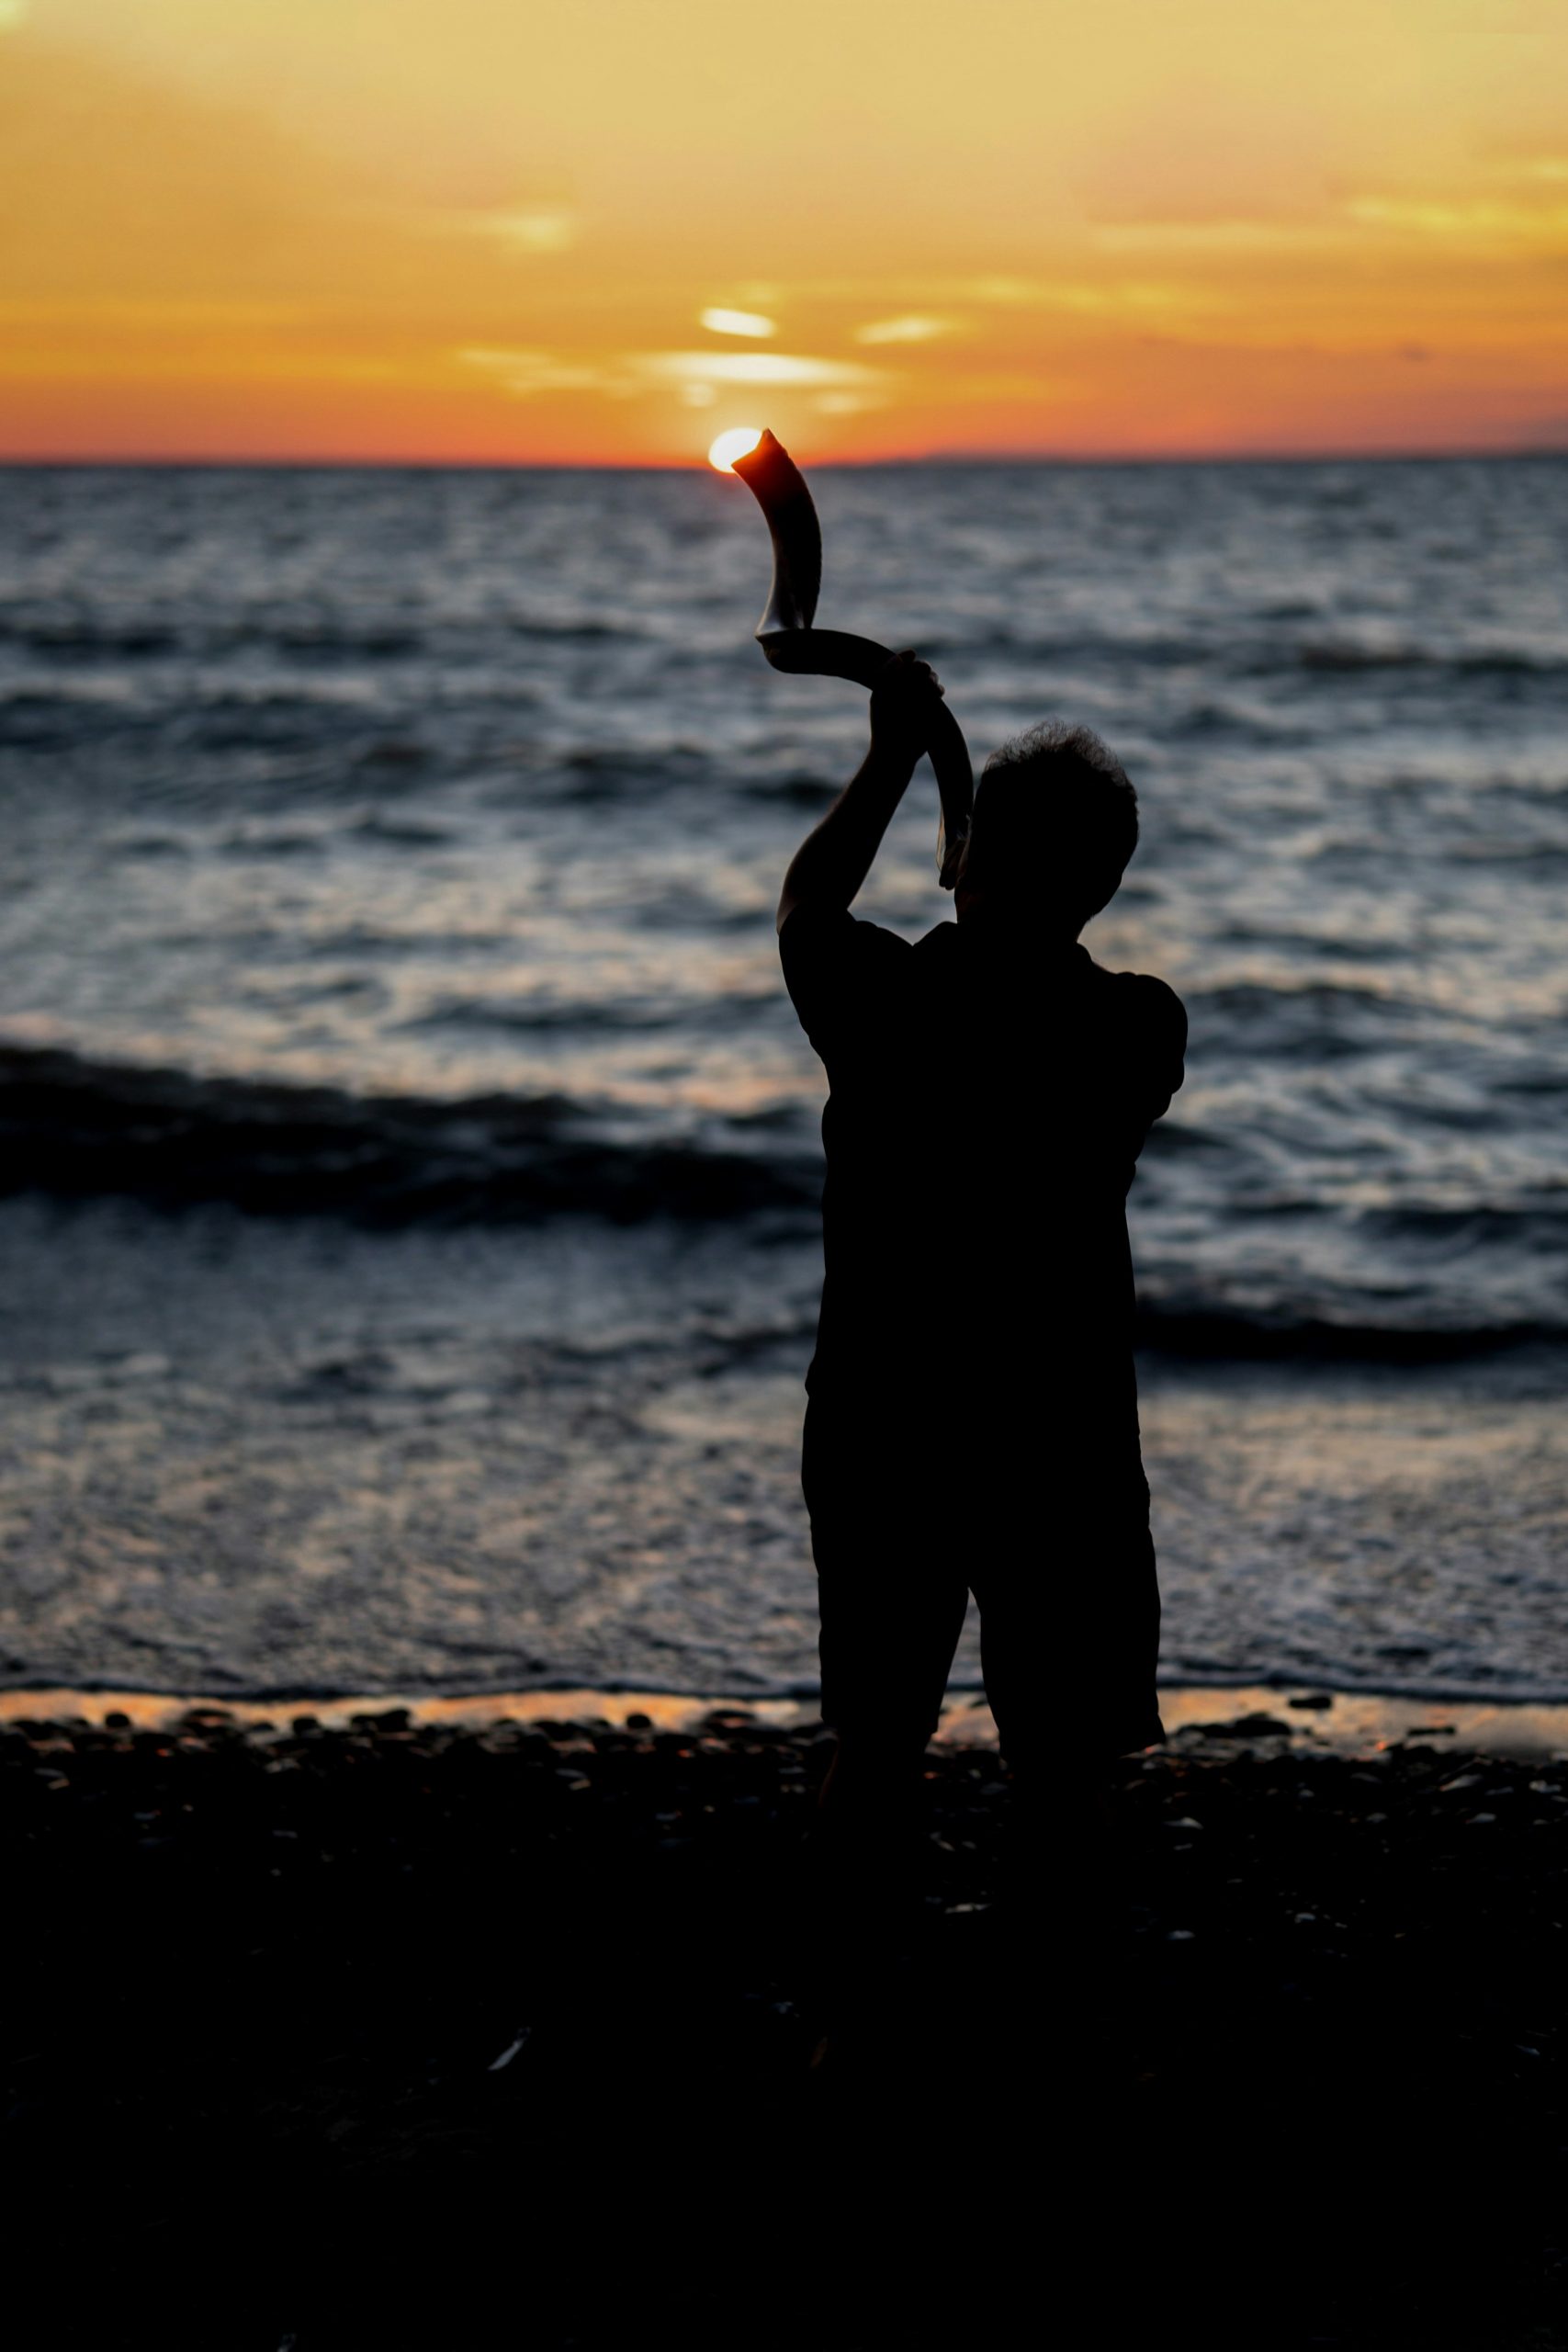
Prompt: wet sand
<box><xmin>5</xmin><ymin>1703</ymin><xmax>1563</xmax><ymax>2349</ymax></box>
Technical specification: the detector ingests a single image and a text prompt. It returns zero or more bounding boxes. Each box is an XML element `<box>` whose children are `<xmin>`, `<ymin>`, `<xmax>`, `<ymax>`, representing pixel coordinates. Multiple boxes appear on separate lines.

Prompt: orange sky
<box><xmin>3</xmin><ymin>0</ymin><xmax>1566</xmax><ymax>464</ymax></box>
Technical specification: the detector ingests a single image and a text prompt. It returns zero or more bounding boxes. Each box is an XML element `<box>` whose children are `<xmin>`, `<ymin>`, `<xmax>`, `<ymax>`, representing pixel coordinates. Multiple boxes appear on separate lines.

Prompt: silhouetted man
<box><xmin>778</xmin><ymin>654</ymin><xmax>1185</xmax><ymax>1878</ymax></box>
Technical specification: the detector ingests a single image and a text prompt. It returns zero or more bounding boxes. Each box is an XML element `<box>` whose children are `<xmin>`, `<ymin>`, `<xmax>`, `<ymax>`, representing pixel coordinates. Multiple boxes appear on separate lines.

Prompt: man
<box><xmin>778</xmin><ymin>652</ymin><xmax>1186</xmax><ymax>1875</ymax></box>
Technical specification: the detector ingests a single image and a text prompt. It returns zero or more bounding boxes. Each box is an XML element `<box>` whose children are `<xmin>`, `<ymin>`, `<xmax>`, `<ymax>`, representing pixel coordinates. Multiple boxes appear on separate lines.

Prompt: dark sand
<box><xmin>5</xmin><ymin>1707</ymin><xmax>1564</xmax><ymax>2350</ymax></box>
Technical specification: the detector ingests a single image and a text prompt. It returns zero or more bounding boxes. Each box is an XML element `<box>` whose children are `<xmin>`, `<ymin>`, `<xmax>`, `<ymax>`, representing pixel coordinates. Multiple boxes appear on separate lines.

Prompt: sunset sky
<box><xmin>3</xmin><ymin>0</ymin><xmax>1566</xmax><ymax>464</ymax></box>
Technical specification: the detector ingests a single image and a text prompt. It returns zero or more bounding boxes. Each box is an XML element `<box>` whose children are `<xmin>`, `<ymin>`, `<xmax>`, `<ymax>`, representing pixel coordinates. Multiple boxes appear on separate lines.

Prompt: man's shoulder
<box><xmin>779</xmin><ymin>904</ymin><xmax>917</xmax><ymax>994</ymax></box>
<box><xmin>1087</xmin><ymin>957</ymin><xmax>1187</xmax><ymax>1029</ymax></box>
<box><xmin>780</xmin><ymin>902</ymin><xmax>914</xmax><ymax>952</ymax></box>
<box><xmin>778</xmin><ymin>903</ymin><xmax>918</xmax><ymax>1048</ymax></box>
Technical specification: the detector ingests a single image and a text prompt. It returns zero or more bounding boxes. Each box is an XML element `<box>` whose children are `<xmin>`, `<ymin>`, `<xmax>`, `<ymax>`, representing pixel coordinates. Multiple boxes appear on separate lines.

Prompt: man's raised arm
<box><xmin>775</xmin><ymin>653</ymin><xmax>945</xmax><ymax>934</ymax></box>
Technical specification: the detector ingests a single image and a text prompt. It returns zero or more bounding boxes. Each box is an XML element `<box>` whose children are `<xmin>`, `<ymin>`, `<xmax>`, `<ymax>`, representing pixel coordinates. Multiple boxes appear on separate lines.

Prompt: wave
<box><xmin>1292</xmin><ymin>640</ymin><xmax>1567</xmax><ymax>677</ymax></box>
<box><xmin>865</xmin><ymin>621</ymin><xmax>1568</xmax><ymax>684</ymax></box>
<box><xmin>1131</xmin><ymin>1304</ymin><xmax>1562</xmax><ymax>1363</ymax></box>
<box><xmin>1179</xmin><ymin>979</ymin><xmax>1421</xmax><ymax>1060</ymax></box>
<box><xmin>1352</xmin><ymin>1199</ymin><xmax>1568</xmax><ymax>1248</ymax></box>
<box><xmin>0</xmin><ymin>682</ymin><xmax>390</xmax><ymax>729</ymax></box>
<box><xmin>0</xmin><ymin>1046</ymin><xmax>819</xmax><ymax>1225</ymax></box>
<box><xmin>1</xmin><ymin>622</ymin><xmax>183</xmax><ymax>659</ymax></box>
<box><xmin>506</xmin><ymin>615</ymin><xmax>633</xmax><ymax>642</ymax></box>
<box><xmin>1188</xmin><ymin>979</ymin><xmax>1403</xmax><ymax>1014</ymax></box>
<box><xmin>2</xmin><ymin>1046</ymin><xmax>1564</xmax><ymax>1358</ymax></box>
<box><xmin>0</xmin><ymin>619</ymin><xmax>427</xmax><ymax>660</ymax></box>
<box><xmin>400</xmin><ymin>989</ymin><xmax>776</xmax><ymax>1038</ymax></box>
<box><xmin>0</xmin><ymin>612</ymin><xmax>662</xmax><ymax>662</ymax></box>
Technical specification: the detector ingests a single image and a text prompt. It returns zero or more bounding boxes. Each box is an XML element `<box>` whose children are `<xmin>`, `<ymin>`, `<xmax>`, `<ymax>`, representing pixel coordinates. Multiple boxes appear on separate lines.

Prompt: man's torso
<box><xmin>780</xmin><ymin>906</ymin><xmax>1186</xmax><ymax>1443</ymax></box>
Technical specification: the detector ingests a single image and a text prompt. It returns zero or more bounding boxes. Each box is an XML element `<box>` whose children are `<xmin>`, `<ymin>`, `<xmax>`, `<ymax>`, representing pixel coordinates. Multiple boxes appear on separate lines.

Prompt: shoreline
<box><xmin>5</xmin><ymin>1677</ymin><xmax>1566</xmax><ymax>1757</ymax></box>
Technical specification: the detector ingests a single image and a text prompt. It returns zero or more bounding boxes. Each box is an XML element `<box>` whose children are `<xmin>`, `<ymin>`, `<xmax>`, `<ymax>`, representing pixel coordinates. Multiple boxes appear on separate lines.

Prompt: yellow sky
<box><xmin>3</xmin><ymin>0</ymin><xmax>1566</xmax><ymax>462</ymax></box>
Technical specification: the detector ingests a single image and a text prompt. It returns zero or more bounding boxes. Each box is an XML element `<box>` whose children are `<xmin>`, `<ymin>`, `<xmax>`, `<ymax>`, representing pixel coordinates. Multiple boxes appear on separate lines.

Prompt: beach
<box><xmin>6</xmin><ymin>1695</ymin><xmax>1563</xmax><ymax>2348</ymax></box>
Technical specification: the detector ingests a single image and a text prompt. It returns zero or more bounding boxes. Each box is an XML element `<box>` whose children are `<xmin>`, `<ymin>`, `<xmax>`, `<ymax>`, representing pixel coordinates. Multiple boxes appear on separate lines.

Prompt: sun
<box><xmin>707</xmin><ymin>426</ymin><xmax>762</xmax><ymax>472</ymax></box>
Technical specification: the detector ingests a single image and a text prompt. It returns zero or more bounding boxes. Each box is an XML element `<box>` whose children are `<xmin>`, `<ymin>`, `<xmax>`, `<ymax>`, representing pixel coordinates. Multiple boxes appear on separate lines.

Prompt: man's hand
<box><xmin>869</xmin><ymin>650</ymin><xmax>945</xmax><ymax>771</ymax></box>
<box><xmin>775</xmin><ymin>650</ymin><xmax>945</xmax><ymax>933</ymax></box>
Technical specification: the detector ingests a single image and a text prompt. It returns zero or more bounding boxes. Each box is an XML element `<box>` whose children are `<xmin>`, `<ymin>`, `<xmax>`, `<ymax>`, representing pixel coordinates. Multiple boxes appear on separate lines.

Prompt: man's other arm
<box><xmin>775</xmin><ymin>653</ymin><xmax>945</xmax><ymax>934</ymax></box>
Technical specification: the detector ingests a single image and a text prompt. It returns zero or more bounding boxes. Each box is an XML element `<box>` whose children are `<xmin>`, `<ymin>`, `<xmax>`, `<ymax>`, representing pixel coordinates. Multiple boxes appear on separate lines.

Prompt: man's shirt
<box><xmin>780</xmin><ymin>903</ymin><xmax>1185</xmax><ymax>1436</ymax></box>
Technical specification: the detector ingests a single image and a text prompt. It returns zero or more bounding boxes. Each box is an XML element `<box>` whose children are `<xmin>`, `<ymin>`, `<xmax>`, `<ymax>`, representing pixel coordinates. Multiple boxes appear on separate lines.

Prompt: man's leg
<box><xmin>971</xmin><ymin>1484</ymin><xmax>1163</xmax><ymax>1906</ymax></box>
<box><xmin>973</xmin><ymin>1479</ymin><xmax>1162</xmax><ymax>1778</ymax></box>
<box><xmin>803</xmin><ymin>1516</ymin><xmax>967</xmax><ymax>2069</ymax></box>
<box><xmin>810</xmin><ymin>1513</ymin><xmax>969</xmax><ymax>1881</ymax></box>
<box><xmin>800</xmin><ymin>1398</ymin><xmax>968</xmax><ymax>1918</ymax></box>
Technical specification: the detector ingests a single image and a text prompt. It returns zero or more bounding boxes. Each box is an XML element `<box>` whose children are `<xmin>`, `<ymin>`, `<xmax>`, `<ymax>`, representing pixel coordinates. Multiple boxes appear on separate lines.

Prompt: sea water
<box><xmin>1</xmin><ymin>458</ymin><xmax>1565</xmax><ymax>1701</ymax></box>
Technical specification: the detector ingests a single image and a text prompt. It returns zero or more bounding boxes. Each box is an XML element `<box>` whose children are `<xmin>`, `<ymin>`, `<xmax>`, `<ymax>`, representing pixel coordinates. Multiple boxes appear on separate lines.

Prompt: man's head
<box><xmin>955</xmin><ymin>721</ymin><xmax>1138</xmax><ymax>934</ymax></box>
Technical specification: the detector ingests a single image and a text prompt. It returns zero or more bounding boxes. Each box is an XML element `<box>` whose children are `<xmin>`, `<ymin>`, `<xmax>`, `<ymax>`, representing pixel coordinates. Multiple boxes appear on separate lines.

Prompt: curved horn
<box><xmin>732</xmin><ymin>429</ymin><xmax>973</xmax><ymax>888</ymax></box>
<box><xmin>734</xmin><ymin>429</ymin><xmax>821</xmax><ymax>636</ymax></box>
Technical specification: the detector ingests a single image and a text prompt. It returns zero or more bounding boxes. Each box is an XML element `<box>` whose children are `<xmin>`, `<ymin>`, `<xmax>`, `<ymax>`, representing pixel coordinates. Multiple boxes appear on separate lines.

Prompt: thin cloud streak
<box><xmin>460</xmin><ymin>347</ymin><xmax>890</xmax><ymax>401</ymax></box>
<box><xmin>699</xmin><ymin>308</ymin><xmax>777</xmax><ymax>337</ymax></box>
<box><xmin>854</xmin><ymin>315</ymin><xmax>957</xmax><ymax>345</ymax></box>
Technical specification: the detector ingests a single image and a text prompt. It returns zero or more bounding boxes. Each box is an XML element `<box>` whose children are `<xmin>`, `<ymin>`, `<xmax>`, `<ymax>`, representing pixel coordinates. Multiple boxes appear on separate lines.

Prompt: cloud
<box><xmin>1091</xmin><ymin>220</ymin><xmax>1346</xmax><ymax>254</ymax></box>
<box><xmin>699</xmin><ymin>307</ymin><xmax>775</xmax><ymax>337</ymax></box>
<box><xmin>933</xmin><ymin>371</ymin><xmax>1061</xmax><ymax>404</ymax></box>
<box><xmin>459</xmin><ymin>346</ymin><xmax>888</xmax><ymax>402</ymax></box>
<box><xmin>853</xmin><ymin>314</ymin><xmax>955</xmax><ymax>345</ymax></box>
<box><xmin>1479</xmin><ymin>156</ymin><xmax>1568</xmax><ymax>188</ymax></box>
<box><xmin>460</xmin><ymin>205</ymin><xmax>577</xmax><ymax>254</ymax></box>
<box><xmin>1344</xmin><ymin>195</ymin><xmax>1568</xmax><ymax>241</ymax></box>
<box><xmin>636</xmin><ymin>351</ymin><xmax>886</xmax><ymax>389</ymax></box>
<box><xmin>459</xmin><ymin>346</ymin><xmax>622</xmax><ymax>395</ymax></box>
<box><xmin>967</xmin><ymin>277</ymin><xmax>1203</xmax><ymax>317</ymax></box>
<box><xmin>0</xmin><ymin>298</ymin><xmax>310</xmax><ymax>329</ymax></box>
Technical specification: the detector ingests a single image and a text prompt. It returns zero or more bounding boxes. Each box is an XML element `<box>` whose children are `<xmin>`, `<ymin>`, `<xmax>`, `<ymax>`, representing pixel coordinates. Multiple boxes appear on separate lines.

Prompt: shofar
<box><xmin>732</xmin><ymin>429</ymin><xmax>973</xmax><ymax>888</ymax></box>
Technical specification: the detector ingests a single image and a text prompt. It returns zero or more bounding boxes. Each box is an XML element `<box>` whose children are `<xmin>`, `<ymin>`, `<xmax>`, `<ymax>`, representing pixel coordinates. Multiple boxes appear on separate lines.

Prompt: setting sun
<box><xmin>707</xmin><ymin>426</ymin><xmax>763</xmax><ymax>472</ymax></box>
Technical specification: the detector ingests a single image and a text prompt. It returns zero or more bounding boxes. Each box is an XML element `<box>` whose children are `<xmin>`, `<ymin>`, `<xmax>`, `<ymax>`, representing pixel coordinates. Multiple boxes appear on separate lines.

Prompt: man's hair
<box><xmin>964</xmin><ymin>721</ymin><xmax>1138</xmax><ymax>920</ymax></box>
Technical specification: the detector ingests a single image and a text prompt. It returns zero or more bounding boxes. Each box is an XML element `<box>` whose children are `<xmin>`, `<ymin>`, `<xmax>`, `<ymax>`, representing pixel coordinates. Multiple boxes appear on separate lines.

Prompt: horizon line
<box><xmin>3</xmin><ymin>443</ymin><xmax>1567</xmax><ymax>473</ymax></box>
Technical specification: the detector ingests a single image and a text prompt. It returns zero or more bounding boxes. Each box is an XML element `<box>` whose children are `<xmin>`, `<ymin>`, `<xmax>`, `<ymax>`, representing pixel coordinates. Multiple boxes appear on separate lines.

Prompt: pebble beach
<box><xmin>6</xmin><ymin>1697</ymin><xmax>1563</xmax><ymax>2348</ymax></box>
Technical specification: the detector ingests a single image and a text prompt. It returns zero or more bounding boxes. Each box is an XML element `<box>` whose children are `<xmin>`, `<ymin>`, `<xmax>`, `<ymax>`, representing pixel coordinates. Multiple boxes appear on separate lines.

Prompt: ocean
<box><xmin>2</xmin><ymin>457</ymin><xmax>1565</xmax><ymax>1704</ymax></box>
